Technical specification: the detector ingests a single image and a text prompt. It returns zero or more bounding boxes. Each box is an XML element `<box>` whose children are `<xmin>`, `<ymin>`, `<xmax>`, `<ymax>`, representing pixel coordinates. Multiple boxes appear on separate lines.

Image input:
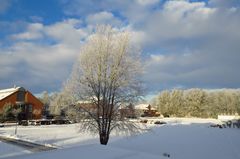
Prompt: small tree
<box><xmin>2</xmin><ymin>103</ymin><xmax>16</xmax><ymax>122</ymax></box>
<box><xmin>12</xmin><ymin>107</ymin><xmax>21</xmax><ymax>135</ymax></box>
<box><xmin>66</xmin><ymin>25</ymin><xmax>142</xmax><ymax>145</ymax></box>
<box><xmin>2</xmin><ymin>103</ymin><xmax>21</xmax><ymax>134</ymax></box>
<box><xmin>40</xmin><ymin>91</ymin><xmax>50</xmax><ymax>116</ymax></box>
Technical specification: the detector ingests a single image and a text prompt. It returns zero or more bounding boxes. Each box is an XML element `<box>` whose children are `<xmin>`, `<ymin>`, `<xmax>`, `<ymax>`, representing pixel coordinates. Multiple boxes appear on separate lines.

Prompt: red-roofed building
<box><xmin>0</xmin><ymin>86</ymin><xmax>43</xmax><ymax>120</ymax></box>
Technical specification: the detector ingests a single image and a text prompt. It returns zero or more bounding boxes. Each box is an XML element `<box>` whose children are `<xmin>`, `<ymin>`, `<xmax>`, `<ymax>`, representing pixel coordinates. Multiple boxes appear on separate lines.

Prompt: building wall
<box><xmin>25</xmin><ymin>91</ymin><xmax>43</xmax><ymax>119</ymax></box>
<box><xmin>0</xmin><ymin>90</ymin><xmax>43</xmax><ymax>119</ymax></box>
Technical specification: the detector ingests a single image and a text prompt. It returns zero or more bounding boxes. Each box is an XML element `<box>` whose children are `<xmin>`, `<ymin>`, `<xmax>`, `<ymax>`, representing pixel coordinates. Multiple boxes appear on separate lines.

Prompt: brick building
<box><xmin>0</xmin><ymin>86</ymin><xmax>43</xmax><ymax>120</ymax></box>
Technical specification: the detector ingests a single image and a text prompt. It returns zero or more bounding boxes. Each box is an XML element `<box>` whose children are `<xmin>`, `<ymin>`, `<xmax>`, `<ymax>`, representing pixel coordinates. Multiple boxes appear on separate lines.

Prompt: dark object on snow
<box><xmin>163</xmin><ymin>153</ymin><xmax>170</xmax><ymax>158</ymax></box>
<box><xmin>226</xmin><ymin>120</ymin><xmax>232</xmax><ymax>128</ymax></box>
<box><xmin>233</xmin><ymin>120</ymin><xmax>240</xmax><ymax>128</ymax></box>
<box><xmin>19</xmin><ymin>120</ymin><xmax>28</xmax><ymax>126</ymax></box>
<box><xmin>210</xmin><ymin>120</ymin><xmax>240</xmax><ymax>129</ymax></box>
<box><xmin>51</xmin><ymin>119</ymin><xmax>71</xmax><ymax>125</ymax></box>
<box><xmin>140</xmin><ymin>119</ymin><xmax>148</xmax><ymax>123</ymax></box>
<box><xmin>154</xmin><ymin>121</ymin><xmax>167</xmax><ymax>125</ymax></box>
<box><xmin>210</xmin><ymin>124</ymin><xmax>223</xmax><ymax>128</ymax></box>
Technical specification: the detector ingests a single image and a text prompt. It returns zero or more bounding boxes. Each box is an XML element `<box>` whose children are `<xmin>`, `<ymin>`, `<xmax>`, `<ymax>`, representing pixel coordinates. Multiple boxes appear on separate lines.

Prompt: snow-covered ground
<box><xmin>0</xmin><ymin>118</ymin><xmax>240</xmax><ymax>159</ymax></box>
<box><xmin>0</xmin><ymin>141</ymin><xmax>30</xmax><ymax>158</ymax></box>
<box><xmin>0</xmin><ymin>124</ymin><xmax>99</xmax><ymax>148</ymax></box>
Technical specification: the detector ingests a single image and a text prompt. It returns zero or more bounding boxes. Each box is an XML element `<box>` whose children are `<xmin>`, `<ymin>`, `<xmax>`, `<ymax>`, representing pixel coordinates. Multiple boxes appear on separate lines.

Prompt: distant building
<box><xmin>134</xmin><ymin>104</ymin><xmax>160</xmax><ymax>117</ymax></box>
<box><xmin>119</xmin><ymin>103</ymin><xmax>136</xmax><ymax>119</ymax></box>
<box><xmin>0</xmin><ymin>86</ymin><xmax>43</xmax><ymax>120</ymax></box>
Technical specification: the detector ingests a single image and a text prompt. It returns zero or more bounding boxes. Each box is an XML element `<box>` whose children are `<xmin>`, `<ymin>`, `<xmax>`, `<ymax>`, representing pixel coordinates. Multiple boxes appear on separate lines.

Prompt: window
<box><xmin>28</xmin><ymin>105</ymin><xmax>33</xmax><ymax>112</ymax></box>
<box><xmin>17</xmin><ymin>90</ymin><xmax>25</xmax><ymax>102</ymax></box>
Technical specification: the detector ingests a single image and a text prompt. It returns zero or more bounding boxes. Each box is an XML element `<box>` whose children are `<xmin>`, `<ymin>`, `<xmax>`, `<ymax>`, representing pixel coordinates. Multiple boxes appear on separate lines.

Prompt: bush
<box><xmin>140</xmin><ymin>119</ymin><xmax>148</xmax><ymax>123</ymax></box>
<box><xmin>154</xmin><ymin>121</ymin><xmax>167</xmax><ymax>125</ymax></box>
<box><xmin>162</xmin><ymin>113</ymin><xmax>170</xmax><ymax>118</ymax></box>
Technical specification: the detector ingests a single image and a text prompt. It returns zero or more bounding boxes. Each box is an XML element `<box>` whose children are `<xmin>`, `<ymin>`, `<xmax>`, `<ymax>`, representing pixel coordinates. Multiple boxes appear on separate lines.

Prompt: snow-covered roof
<box><xmin>135</xmin><ymin>104</ymin><xmax>149</xmax><ymax>110</ymax></box>
<box><xmin>134</xmin><ymin>104</ymin><xmax>157</xmax><ymax>110</ymax></box>
<box><xmin>0</xmin><ymin>87</ymin><xmax>22</xmax><ymax>100</ymax></box>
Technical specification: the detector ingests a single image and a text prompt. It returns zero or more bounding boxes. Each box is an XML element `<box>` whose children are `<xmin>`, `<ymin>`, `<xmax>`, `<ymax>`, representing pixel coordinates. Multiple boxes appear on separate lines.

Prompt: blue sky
<box><xmin>0</xmin><ymin>0</ymin><xmax>240</xmax><ymax>96</ymax></box>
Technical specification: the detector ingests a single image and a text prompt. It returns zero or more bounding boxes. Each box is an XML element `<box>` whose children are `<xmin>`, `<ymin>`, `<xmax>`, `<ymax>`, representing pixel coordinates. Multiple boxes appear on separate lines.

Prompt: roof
<box><xmin>135</xmin><ymin>104</ymin><xmax>150</xmax><ymax>110</ymax></box>
<box><xmin>134</xmin><ymin>104</ymin><xmax>157</xmax><ymax>110</ymax></box>
<box><xmin>0</xmin><ymin>87</ymin><xmax>24</xmax><ymax>101</ymax></box>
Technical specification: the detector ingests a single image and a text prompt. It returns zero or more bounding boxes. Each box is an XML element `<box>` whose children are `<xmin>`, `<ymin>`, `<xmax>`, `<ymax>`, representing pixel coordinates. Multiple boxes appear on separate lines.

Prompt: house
<box><xmin>134</xmin><ymin>104</ymin><xmax>160</xmax><ymax>117</ymax></box>
<box><xmin>0</xmin><ymin>86</ymin><xmax>43</xmax><ymax>120</ymax></box>
<box><xmin>119</xmin><ymin>104</ymin><xmax>136</xmax><ymax>118</ymax></box>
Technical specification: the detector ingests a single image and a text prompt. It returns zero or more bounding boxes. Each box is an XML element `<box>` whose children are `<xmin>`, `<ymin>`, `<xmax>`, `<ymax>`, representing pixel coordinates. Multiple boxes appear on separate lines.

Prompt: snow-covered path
<box><xmin>0</xmin><ymin>136</ymin><xmax>56</xmax><ymax>152</ymax></box>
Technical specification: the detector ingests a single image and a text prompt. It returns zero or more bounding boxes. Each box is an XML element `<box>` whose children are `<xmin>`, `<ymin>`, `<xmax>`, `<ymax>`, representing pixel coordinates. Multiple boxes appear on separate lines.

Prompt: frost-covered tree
<box><xmin>39</xmin><ymin>91</ymin><xmax>50</xmax><ymax>116</ymax></box>
<box><xmin>65</xmin><ymin>25</ymin><xmax>142</xmax><ymax>145</ymax></box>
<box><xmin>157</xmin><ymin>90</ymin><xmax>171</xmax><ymax>117</ymax></box>
<box><xmin>170</xmin><ymin>89</ymin><xmax>185</xmax><ymax>117</ymax></box>
<box><xmin>156</xmin><ymin>90</ymin><xmax>185</xmax><ymax>117</ymax></box>
<box><xmin>1</xmin><ymin>103</ymin><xmax>20</xmax><ymax>121</ymax></box>
<box><xmin>155</xmin><ymin>88</ymin><xmax>240</xmax><ymax>118</ymax></box>
<box><xmin>185</xmin><ymin>89</ymin><xmax>208</xmax><ymax>117</ymax></box>
<box><xmin>49</xmin><ymin>91</ymin><xmax>75</xmax><ymax>115</ymax></box>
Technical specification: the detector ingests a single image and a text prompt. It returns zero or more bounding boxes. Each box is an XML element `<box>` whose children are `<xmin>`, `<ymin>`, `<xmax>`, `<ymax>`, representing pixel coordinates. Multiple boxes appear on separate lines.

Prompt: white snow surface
<box><xmin>0</xmin><ymin>141</ymin><xmax>30</xmax><ymax>158</ymax></box>
<box><xmin>0</xmin><ymin>118</ymin><xmax>240</xmax><ymax>159</ymax></box>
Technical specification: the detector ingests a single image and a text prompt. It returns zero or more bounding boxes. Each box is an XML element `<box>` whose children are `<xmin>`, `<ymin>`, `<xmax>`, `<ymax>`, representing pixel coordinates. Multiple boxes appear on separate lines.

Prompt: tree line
<box><xmin>152</xmin><ymin>88</ymin><xmax>240</xmax><ymax>118</ymax></box>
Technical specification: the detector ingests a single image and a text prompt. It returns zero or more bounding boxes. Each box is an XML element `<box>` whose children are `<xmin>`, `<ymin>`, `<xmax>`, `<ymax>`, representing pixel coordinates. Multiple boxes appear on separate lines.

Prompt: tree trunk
<box><xmin>99</xmin><ymin>132</ymin><xmax>109</xmax><ymax>145</ymax></box>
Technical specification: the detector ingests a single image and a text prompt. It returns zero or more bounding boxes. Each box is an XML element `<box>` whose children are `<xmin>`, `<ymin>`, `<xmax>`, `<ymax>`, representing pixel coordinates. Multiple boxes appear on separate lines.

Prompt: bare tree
<box><xmin>66</xmin><ymin>25</ymin><xmax>143</xmax><ymax>145</ymax></box>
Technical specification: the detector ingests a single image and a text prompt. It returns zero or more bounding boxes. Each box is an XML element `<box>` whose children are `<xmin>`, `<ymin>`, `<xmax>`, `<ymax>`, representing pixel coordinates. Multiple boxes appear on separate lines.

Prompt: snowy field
<box><xmin>0</xmin><ymin>141</ymin><xmax>30</xmax><ymax>159</ymax></box>
<box><xmin>0</xmin><ymin>118</ymin><xmax>240</xmax><ymax>159</ymax></box>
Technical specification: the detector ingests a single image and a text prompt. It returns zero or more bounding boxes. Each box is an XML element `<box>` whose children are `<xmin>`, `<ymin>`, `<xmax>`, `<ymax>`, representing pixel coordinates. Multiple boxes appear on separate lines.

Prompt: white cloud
<box><xmin>129</xmin><ymin>1</ymin><xmax>240</xmax><ymax>92</ymax></box>
<box><xmin>150</xmin><ymin>54</ymin><xmax>166</xmax><ymax>62</ymax></box>
<box><xmin>2</xmin><ymin>0</ymin><xmax>240</xmax><ymax>93</ymax></box>
<box><xmin>127</xmin><ymin>29</ymin><xmax>146</xmax><ymax>47</ymax></box>
<box><xmin>135</xmin><ymin>0</ymin><xmax>159</xmax><ymax>6</ymax></box>
<box><xmin>45</xmin><ymin>19</ymin><xmax>88</xmax><ymax>46</ymax></box>
<box><xmin>86</xmin><ymin>11</ymin><xmax>122</xmax><ymax>26</ymax></box>
<box><xmin>0</xmin><ymin>19</ymin><xmax>90</xmax><ymax>92</ymax></box>
<box><xmin>0</xmin><ymin>41</ymin><xmax>79</xmax><ymax>91</ymax></box>
<box><xmin>143</xmin><ymin>1</ymin><xmax>216</xmax><ymax>42</ymax></box>
<box><xmin>61</xmin><ymin>0</ymin><xmax>160</xmax><ymax>25</ymax></box>
<box><xmin>11</xmin><ymin>23</ymin><xmax>44</xmax><ymax>40</ymax></box>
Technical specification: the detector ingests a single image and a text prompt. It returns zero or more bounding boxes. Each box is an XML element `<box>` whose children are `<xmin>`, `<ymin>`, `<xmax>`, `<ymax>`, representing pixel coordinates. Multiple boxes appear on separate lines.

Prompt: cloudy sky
<box><xmin>0</xmin><ymin>0</ymin><xmax>240</xmax><ymax>96</ymax></box>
